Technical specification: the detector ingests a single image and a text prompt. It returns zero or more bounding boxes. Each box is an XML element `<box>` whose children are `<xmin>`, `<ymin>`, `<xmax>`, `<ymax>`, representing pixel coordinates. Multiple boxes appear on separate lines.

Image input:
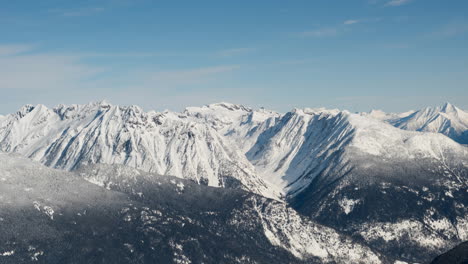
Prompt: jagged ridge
<box><xmin>0</xmin><ymin>101</ymin><xmax>277</xmax><ymax>199</ymax></box>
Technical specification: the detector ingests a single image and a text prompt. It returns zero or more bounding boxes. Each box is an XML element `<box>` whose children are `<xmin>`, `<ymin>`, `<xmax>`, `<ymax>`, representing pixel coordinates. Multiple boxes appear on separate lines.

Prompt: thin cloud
<box><xmin>382</xmin><ymin>43</ymin><xmax>410</xmax><ymax>49</ymax></box>
<box><xmin>344</xmin><ymin>18</ymin><xmax>382</xmax><ymax>25</ymax></box>
<box><xmin>144</xmin><ymin>65</ymin><xmax>240</xmax><ymax>87</ymax></box>
<box><xmin>0</xmin><ymin>44</ymin><xmax>35</xmax><ymax>57</ymax></box>
<box><xmin>385</xmin><ymin>0</ymin><xmax>413</xmax><ymax>7</ymax></box>
<box><xmin>431</xmin><ymin>20</ymin><xmax>468</xmax><ymax>38</ymax></box>
<box><xmin>49</xmin><ymin>7</ymin><xmax>105</xmax><ymax>17</ymax></box>
<box><xmin>344</xmin><ymin>20</ymin><xmax>359</xmax><ymax>25</ymax></box>
<box><xmin>0</xmin><ymin>44</ymin><xmax>240</xmax><ymax>92</ymax></box>
<box><xmin>0</xmin><ymin>44</ymin><xmax>243</xmax><ymax>113</ymax></box>
<box><xmin>216</xmin><ymin>48</ymin><xmax>255</xmax><ymax>57</ymax></box>
<box><xmin>77</xmin><ymin>52</ymin><xmax>170</xmax><ymax>58</ymax></box>
<box><xmin>302</xmin><ymin>18</ymin><xmax>381</xmax><ymax>38</ymax></box>
<box><xmin>300</xmin><ymin>28</ymin><xmax>338</xmax><ymax>38</ymax></box>
<box><xmin>0</xmin><ymin>49</ymin><xmax>104</xmax><ymax>91</ymax></box>
<box><xmin>274</xmin><ymin>59</ymin><xmax>312</xmax><ymax>66</ymax></box>
<box><xmin>0</xmin><ymin>45</ymin><xmax>240</xmax><ymax>94</ymax></box>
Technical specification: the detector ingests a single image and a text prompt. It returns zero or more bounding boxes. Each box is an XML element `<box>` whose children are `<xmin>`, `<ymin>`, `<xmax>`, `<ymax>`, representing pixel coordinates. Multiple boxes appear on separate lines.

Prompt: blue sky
<box><xmin>1</xmin><ymin>0</ymin><xmax>467</xmax><ymax>113</ymax></box>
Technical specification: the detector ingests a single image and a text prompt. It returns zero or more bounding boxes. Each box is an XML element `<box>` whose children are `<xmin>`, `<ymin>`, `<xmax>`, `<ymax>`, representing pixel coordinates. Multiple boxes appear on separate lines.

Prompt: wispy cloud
<box><xmin>77</xmin><ymin>49</ymin><xmax>253</xmax><ymax>59</ymax></box>
<box><xmin>301</xmin><ymin>17</ymin><xmax>382</xmax><ymax>38</ymax></box>
<box><xmin>49</xmin><ymin>7</ymin><xmax>105</xmax><ymax>17</ymax></box>
<box><xmin>216</xmin><ymin>48</ymin><xmax>255</xmax><ymax>57</ymax></box>
<box><xmin>145</xmin><ymin>65</ymin><xmax>240</xmax><ymax>86</ymax></box>
<box><xmin>77</xmin><ymin>52</ymin><xmax>170</xmax><ymax>58</ymax></box>
<box><xmin>0</xmin><ymin>44</ymin><xmax>104</xmax><ymax>91</ymax></box>
<box><xmin>344</xmin><ymin>20</ymin><xmax>360</xmax><ymax>25</ymax></box>
<box><xmin>273</xmin><ymin>59</ymin><xmax>312</xmax><ymax>66</ymax></box>
<box><xmin>431</xmin><ymin>20</ymin><xmax>468</xmax><ymax>38</ymax></box>
<box><xmin>0</xmin><ymin>44</ymin><xmax>34</xmax><ymax>57</ymax></box>
<box><xmin>0</xmin><ymin>43</ymin><xmax>242</xmax><ymax>113</ymax></box>
<box><xmin>344</xmin><ymin>17</ymin><xmax>383</xmax><ymax>25</ymax></box>
<box><xmin>382</xmin><ymin>43</ymin><xmax>410</xmax><ymax>49</ymax></box>
<box><xmin>385</xmin><ymin>0</ymin><xmax>413</xmax><ymax>7</ymax></box>
<box><xmin>300</xmin><ymin>28</ymin><xmax>338</xmax><ymax>38</ymax></box>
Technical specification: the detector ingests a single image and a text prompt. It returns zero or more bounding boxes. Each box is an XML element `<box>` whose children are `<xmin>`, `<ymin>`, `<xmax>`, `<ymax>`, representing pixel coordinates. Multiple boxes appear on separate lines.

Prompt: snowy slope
<box><xmin>1</xmin><ymin>101</ymin><xmax>466</xmax><ymax>198</ymax></box>
<box><xmin>1</xmin><ymin>101</ymin><xmax>467</xmax><ymax>262</ymax></box>
<box><xmin>189</xmin><ymin>104</ymin><xmax>468</xmax><ymax>262</ymax></box>
<box><xmin>286</xmin><ymin>113</ymin><xmax>468</xmax><ymax>262</ymax></box>
<box><xmin>223</xmin><ymin>106</ymin><xmax>468</xmax><ymax>197</ymax></box>
<box><xmin>0</xmin><ymin>152</ymin><xmax>387</xmax><ymax>264</ymax></box>
<box><xmin>8</xmin><ymin>101</ymin><xmax>466</xmax><ymax>201</ymax></box>
<box><xmin>185</xmin><ymin>104</ymin><xmax>352</xmax><ymax>196</ymax></box>
<box><xmin>360</xmin><ymin>109</ymin><xmax>416</xmax><ymax>122</ymax></box>
<box><xmin>0</xmin><ymin>102</ymin><xmax>277</xmax><ymax>199</ymax></box>
<box><xmin>185</xmin><ymin>102</ymin><xmax>281</xmax><ymax>153</ymax></box>
<box><xmin>370</xmin><ymin>103</ymin><xmax>468</xmax><ymax>144</ymax></box>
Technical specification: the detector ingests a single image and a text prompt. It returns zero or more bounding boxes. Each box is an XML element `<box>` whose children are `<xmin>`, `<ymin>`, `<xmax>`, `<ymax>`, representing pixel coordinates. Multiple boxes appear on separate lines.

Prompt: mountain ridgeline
<box><xmin>0</xmin><ymin>101</ymin><xmax>467</xmax><ymax>263</ymax></box>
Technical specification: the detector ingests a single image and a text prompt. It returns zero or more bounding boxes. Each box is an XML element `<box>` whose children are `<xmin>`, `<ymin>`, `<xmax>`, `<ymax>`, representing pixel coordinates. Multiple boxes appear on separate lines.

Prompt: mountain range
<box><xmin>1</xmin><ymin>101</ymin><xmax>467</xmax><ymax>263</ymax></box>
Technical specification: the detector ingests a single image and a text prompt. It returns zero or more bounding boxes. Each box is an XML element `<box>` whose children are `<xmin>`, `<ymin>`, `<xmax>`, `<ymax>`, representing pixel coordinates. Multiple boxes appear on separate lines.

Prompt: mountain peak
<box><xmin>206</xmin><ymin>102</ymin><xmax>252</xmax><ymax>112</ymax></box>
<box><xmin>76</xmin><ymin>100</ymin><xmax>113</xmax><ymax>110</ymax></box>
<box><xmin>15</xmin><ymin>104</ymin><xmax>36</xmax><ymax>118</ymax></box>
<box><xmin>441</xmin><ymin>102</ymin><xmax>459</xmax><ymax>113</ymax></box>
<box><xmin>291</xmin><ymin>107</ymin><xmax>342</xmax><ymax>116</ymax></box>
<box><xmin>91</xmin><ymin>100</ymin><xmax>113</xmax><ymax>109</ymax></box>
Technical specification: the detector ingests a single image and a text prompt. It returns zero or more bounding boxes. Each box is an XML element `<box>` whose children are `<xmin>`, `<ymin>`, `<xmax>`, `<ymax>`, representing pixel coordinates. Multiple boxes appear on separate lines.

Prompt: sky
<box><xmin>1</xmin><ymin>0</ymin><xmax>467</xmax><ymax>114</ymax></box>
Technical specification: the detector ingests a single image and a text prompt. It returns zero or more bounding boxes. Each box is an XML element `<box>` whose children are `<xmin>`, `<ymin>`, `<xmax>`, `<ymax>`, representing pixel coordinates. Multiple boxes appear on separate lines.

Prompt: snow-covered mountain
<box><xmin>0</xmin><ymin>152</ymin><xmax>387</xmax><ymax>264</ymax></box>
<box><xmin>185</xmin><ymin>102</ymin><xmax>281</xmax><ymax>153</ymax></box>
<box><xmin>360</xmin><ymin>109</ymin><xmax>416</xmax><ymax>122</ymax></box>
<box><xmin>182</xmin><ymin>102</ymin><xmax>468</xmax><ymax>262</ymax></box>
<box><xmin>285</xmin><ymin>113</ymin><xmax>468</xmax><ymax>262</ymax></box>
<box><xmin>1</xmin><ymin>101</ymin><xmax>467</xmax><ymax>263</ymax></box>
<box><xmin>188</xmin><ymin>103</ymin><xmax>468</xmax><ymax>191</ymax></box>
<box><xmin>0</xmin><ymin>101</ymin><xmax>277</xmax><ymax>199</ymax></box>
<box><xmin>185</xmin><ymin>104</ymin><xmax>350</xmax><ymax>196</ymax></box>
<box><xmin>392</xmin><ymin>103</ymin><xmax>468</xmax><ymax>144</ymax></box>
<box><xmin>363</xmin><ymin>103</ymin><xmax>468</xmax><ymax>144</ymax></box>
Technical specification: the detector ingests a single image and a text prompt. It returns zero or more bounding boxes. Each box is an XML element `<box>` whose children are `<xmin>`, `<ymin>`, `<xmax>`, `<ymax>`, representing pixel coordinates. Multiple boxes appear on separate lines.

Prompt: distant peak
<box><xmin>16</xmin><ymin>104</ymin><xmax>35</xmax><ymax>118</ymax></box>
<box><xmin>19</xmin><ymin>104</ymin><xmax>35</xmax><ymax>111</ymax></box>
<box><xmin>100</xmin><ymin>99</ymin><xmax>111</xmax><ymax>105</ymax></box>
<box><xmin>124</xmin><ymin>104</ymin><xmax>144</xmax><ymax>114</ymax></box>
<box><xmin>441</xmin><ymin>102</ymin><xmax>458</xmax><ymax>113</ymax></box>
<box><xmin>368</xmin><ymin>109</ymin><xmax>386</xmax><ymax>115</ymax></box>
<box><xmin>292</xmin><ymin>107</ymin><xmax>341</xmax><ymax>116</ymax></box>
<box><xmin>79</xmin><ymin>100</ymin><xmax>113</xmax><ymax>108</ymax></box>
<box><xmin>95</xmin><ymin>100</ymin><xmax>112</xmax><ymax>108</ymax></box>
<box><xmin>207</xmin><ymin>102</ymin><xmax>252</xmax><ymax>112</ymax></box>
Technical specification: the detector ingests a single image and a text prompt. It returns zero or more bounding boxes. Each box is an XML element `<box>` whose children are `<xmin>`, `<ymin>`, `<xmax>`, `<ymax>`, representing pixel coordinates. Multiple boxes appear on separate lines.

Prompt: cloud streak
<box><xmin>431</xmin><ymin>20</ymin><xmax>468</xmax><ymax>38</ymax></box>
<box><xmin>216</xmin><ymin>48</ymin><xmax>255</xmax><ymax>57</ymax></box>
<box><xmin>0</xmin><ymin>44</ymin><xmax>35</xmax><ymax>57</ymax></box>
<box><xmin>301</xmin><ymin>17</ymin><xmax>381</xmax><ymax>38</ymax></box>
<box><xmin>344</xmin><ymin>20</ymin><xmax>359</xmax><ymax>25</ymax></box>
<box><xmin>300</xmin><ymin>28</ymin><xmax>338</xmax><ymax>38</ymax></box>
<box><xmin>0</xmin><ymin>44</ymin><xmax>241</xmax><ymax>91</ymax></box>
<box><xmin>0</xmin><ymin>44</ymin><xmax>243</xmax><ymax>113</ymax></box>
<box><xmin>144</xmin><ymin>65</ymin><xmax>240</xmax><ymax>87</ymax></box>
<box><xmin>0</xmin><ymin>48</ymin><xmax>104</xmax><ymax>91</ymax></box>
<box><xmin>49</xmin><ymin>7</ymin><xmax>105</xmax><ymax>17</ymax></box>
<box><xmin>385</xmin><ymin>0</ymin><xmax>413</xmax><ymax>7</ymax></box>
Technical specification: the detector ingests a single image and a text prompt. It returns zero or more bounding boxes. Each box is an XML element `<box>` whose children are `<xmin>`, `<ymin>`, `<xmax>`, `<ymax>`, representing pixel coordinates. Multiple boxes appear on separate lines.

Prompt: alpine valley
<box><xmin>0</xmin><ymin>101</ymin><xmax>467</xmax><ymax>264</ymax></box>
